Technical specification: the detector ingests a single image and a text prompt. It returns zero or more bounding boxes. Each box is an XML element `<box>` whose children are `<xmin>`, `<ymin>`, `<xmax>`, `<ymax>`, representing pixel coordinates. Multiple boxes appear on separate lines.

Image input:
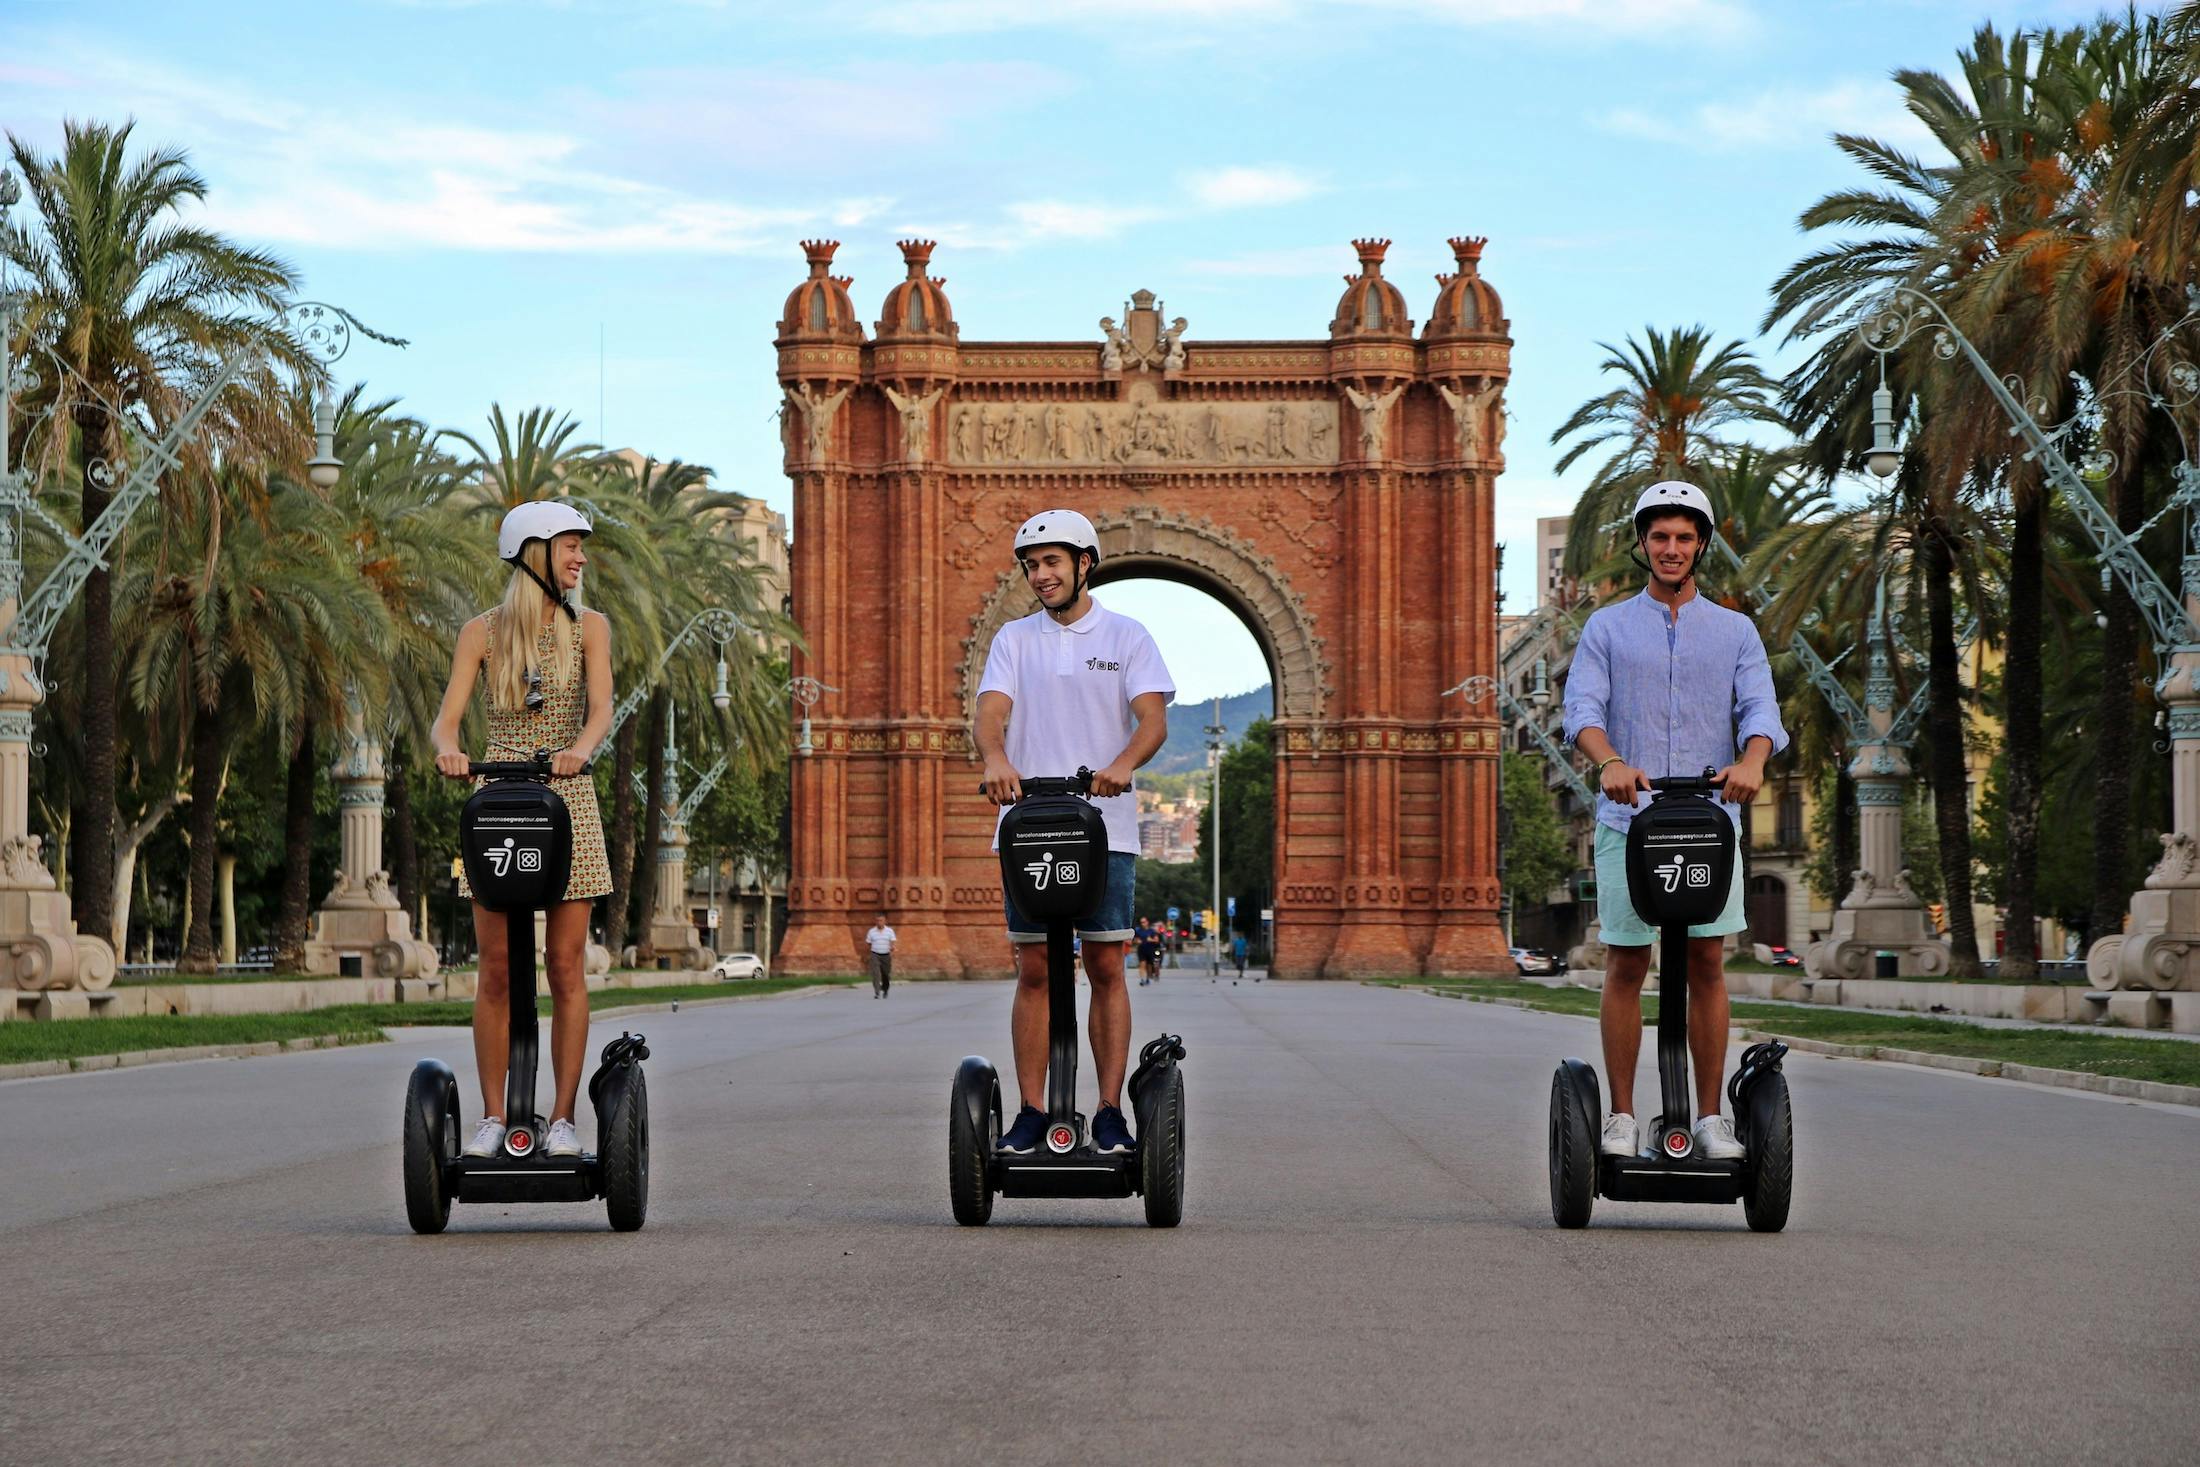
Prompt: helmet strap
<box><xmin>516</xmin><ymin>546</ymin><xmax>580</xmax><ymax>622</ymax></box>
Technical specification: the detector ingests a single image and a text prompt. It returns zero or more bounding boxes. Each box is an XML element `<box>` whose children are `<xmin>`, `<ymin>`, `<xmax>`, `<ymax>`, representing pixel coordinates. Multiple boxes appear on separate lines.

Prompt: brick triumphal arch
<box><xmin>771</xmin><ymin>237</ymin><xmax>1512</xmax><ymax>979</ymax></box>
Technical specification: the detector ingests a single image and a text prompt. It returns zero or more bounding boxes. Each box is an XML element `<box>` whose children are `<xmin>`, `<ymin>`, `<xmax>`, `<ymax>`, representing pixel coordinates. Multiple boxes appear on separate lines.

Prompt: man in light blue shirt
<box><xmin>1562</xmin><ymin>481</ymin><xmax>1788</xmax><ymax>1162</ymax></box>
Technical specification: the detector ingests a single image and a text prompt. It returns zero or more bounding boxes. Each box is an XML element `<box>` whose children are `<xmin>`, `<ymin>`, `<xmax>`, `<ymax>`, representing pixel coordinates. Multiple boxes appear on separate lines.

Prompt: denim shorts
<box><xmin>1592</xmin><ymin>823</ymin><xmax>1746</xmax><ymax>945</ymax></box>
<box><xmin>1006</xmin><ymin>851</ymin><xmax>1136</xmax><ymax>944</ymax></box>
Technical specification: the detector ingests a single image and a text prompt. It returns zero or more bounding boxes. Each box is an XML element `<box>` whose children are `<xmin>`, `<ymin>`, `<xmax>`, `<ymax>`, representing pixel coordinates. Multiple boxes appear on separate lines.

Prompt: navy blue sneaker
<box><xmin>1091</xmin><ymin>1104</ymin><xmax>1135</xmax><ymax>1155</ymax></box>
<box><xmin>998</xmin><ymin>1106</ymin><xmax>1047</xmax><ymax>1155</ymax></box>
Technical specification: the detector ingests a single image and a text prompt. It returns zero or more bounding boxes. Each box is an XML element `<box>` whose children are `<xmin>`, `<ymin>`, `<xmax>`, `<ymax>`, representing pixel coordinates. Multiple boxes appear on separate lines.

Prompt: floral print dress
<box><xmin>456</xmin><ymin>610</ymin><xmax>613</xmax><ymax>903</ymax></box>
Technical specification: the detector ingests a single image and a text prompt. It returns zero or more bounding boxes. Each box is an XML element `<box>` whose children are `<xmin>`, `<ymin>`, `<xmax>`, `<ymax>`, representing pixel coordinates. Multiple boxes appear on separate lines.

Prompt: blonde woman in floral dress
<box><xmin>431</xmin><ymin>502</ymin><xmax>615</xmax><ymax>1161</ymax></box>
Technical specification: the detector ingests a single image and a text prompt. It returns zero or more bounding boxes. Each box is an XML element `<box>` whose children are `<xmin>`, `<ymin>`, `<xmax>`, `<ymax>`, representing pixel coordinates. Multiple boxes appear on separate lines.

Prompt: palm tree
<box><xmin>117</xmin><ymin>467</ymin><xmax>386</xmax><ymax>972</ymax></box>
<box><xmin>1952</xmin><ymin>14</ymin><xmax>2191</xmax><ymax>955</ymax></box>
<box><xmin>2</xmin><ymin>120</ymin><xmax>303</xmax><ymax>945</ymax></box>
<box><xmin>1762</xmin><ymin>24</ymin><xmax>2088</xmax><ymax>977</ymax></box>
<box><xmin>593</xmin><ymin>454</ymin><xmax>797</xmax><ymax>960</ymax></box>
<box><xmin>1549</xmin><ymin>325</ymin><xmax>1788</xmax><ymax>584</ymax></box>
<box><xmin>277</xmin><ymin>390</ymin><xmax>479</xmax><ymax>962</ymax></box>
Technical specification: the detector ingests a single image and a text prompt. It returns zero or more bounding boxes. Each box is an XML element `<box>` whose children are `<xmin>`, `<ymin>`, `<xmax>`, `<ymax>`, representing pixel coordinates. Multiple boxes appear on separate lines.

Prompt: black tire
<box><xmin>601</xmin><ymin>1066</ymin><xmax>650</xmax><ymax>1233</ymax></box>
<box><xmin>1140</xmin><ymin>1066</ymin><xmax>1187</xmax><ymax>1229</ymax></box>
<box><xmin>1742</xmin><ymin>1071</ymin><xmax>1793</xmax><ymax>1234</ymax></box>
<box><xmin>402</xmin><ymin>1066</ymin><xmax>455</xmax><ymax>1235</ymax></box>
<box><xmin>949</xmin><ymin>1066</ymin><xmax>997</xmax><ymax>1226</ymax></box>
<box><xmin>1548</xmin><ymin>1067</ymin><xmax>1596</xmax><ymax>1230</ymax></box>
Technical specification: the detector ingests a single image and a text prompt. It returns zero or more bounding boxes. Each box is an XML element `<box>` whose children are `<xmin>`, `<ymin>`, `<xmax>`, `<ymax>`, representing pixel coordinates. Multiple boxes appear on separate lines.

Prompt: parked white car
<box><xmin>712</xmin><ymin>952</ymin><xmax>767</xmax><ymax>980</ymax></box>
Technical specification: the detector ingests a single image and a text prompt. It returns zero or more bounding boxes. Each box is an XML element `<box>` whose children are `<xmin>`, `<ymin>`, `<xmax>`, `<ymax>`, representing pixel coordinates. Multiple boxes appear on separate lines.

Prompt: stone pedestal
<box><xmin>0</xmin><ymin>623</ymin><xmax>115</xmax><ymax>994</ymax></box>
<box><xmin>643</xmin><ymin>817</ymin><xmax>709</xmax><ymax>971</ymax></box>
<box><xmin>303</xmin><ymin>702</ymin><xmax>435</xmax><ymax>979</ymax></box>
<box><xmin>1807</xmin><ymin>760</ymin><xmax>1947</xmax><ymax>980</ymax></box>
<box><xmin>2089</xmin><ymin>643</ymin><xmax>2200</xmax><ymax>992</ymax></box>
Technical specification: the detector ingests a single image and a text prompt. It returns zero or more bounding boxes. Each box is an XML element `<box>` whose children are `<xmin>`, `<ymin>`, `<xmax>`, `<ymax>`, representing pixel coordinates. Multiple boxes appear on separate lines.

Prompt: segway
<box><xmin>402</xmin><ymin>753</ymin><xmax>651</xmax><ymax>1233</ymax></box>
<box><xmin>1547</xmin><ymin>769</ymin><xmax>1793</xmax><ymax>1232</ymax></box>
<box><xmin>950</xmin><ymin>768</ymin><xmax>1188</xmax><ymax>1227</ymax></box>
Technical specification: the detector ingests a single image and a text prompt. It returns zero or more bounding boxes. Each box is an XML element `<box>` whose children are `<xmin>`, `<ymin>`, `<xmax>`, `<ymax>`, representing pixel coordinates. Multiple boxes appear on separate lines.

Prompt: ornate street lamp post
<box><xmin>296</xmin><ymin>311</ymin><xmax>438</xmax><ymax>984</ymax></box>
<box><xmin>786</xmin><ymin>674</ymin><xmax>835</xmax><ymax>756</ymax></box>
<box><xmin>1864</xmin><ymin>285</ymin><xmax>2200</xmax><ymax>1006</ymax></box>
<box><xmin>0</xmin><ymin>166</ymin><xmax>401</xmax><ymax>1001</ymax></box>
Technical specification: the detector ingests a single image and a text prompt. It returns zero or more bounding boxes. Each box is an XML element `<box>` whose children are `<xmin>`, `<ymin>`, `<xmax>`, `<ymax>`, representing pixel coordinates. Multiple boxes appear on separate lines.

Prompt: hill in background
<box><xmin>1146</xmin><ymin>684</ymin><xmax>1273</xmax><ymax>776</ymax></box>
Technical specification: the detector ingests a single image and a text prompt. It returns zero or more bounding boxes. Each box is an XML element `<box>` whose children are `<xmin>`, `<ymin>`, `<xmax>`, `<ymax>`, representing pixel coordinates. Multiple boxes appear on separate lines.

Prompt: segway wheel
<box><xmin>1548</xmin><ymin>1066</ymin><xmax>1597</xmax><ymax>1230</ymax></box>
<box><xmin>600</xmin><ymin>1065</ymin><xmax>650</xmax><ymax>1233</ymax></box>
<box><xmin>402</xmin><ymin>1063</ymin><xmax>457</xmax><ymax>1235</ymax></box>
<box><xmin>1741</xmin><ymin>1070</ymin><xmax>1793</xmax><ymax>1234</ymax></box>
<box><xmin>1140</xmin><ymin>1066</ymin><xmax>1187</xmax><ymax>1229</ymax></box>
<box><xmin>949</xmin><ymin>1062</ymin><xmax>998</xmax><ymax>1227</ymax></box>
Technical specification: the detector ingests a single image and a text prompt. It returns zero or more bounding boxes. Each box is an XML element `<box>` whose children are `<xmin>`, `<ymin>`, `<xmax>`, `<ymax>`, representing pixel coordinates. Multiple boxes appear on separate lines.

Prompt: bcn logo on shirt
<box><xmin>1085</xmin><ymin>656</ymin><xmax>1122</xmax><ymax>672</ymax></box>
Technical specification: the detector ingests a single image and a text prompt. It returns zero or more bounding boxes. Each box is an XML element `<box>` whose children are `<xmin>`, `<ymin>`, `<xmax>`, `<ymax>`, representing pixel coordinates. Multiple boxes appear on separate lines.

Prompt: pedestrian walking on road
<box><xmin>1232</xmin><ymin>932</ymin><xmax>1248</xmax><ymax>978</ymax></box>
<box><xmin>1135</xmin><ymin>918</ymin><xmax>1163</xmax><ymax>985</ymax></box>
<box><xmin>865</xmin><ymin>913</ymin><xmax>896</xmax><ymax>997</ymax></box>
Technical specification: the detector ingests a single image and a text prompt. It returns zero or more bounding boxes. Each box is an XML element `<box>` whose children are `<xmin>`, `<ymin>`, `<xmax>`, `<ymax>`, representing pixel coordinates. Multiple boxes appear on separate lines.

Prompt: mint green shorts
<box><xmin>1593</xmin><ymin>823</ymin><xmax>1747</xmax><ymax>946</ymax></box>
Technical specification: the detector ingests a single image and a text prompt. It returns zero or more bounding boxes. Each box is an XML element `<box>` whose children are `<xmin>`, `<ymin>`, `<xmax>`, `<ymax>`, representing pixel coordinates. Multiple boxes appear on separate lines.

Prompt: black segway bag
<box><xmin>460</xmin><ymin>779</ymin><xmax>573</xmax><ymax>914</ymax></box>
<box><xmin>998</xmin><ymin>791</ymin><xmax>1109</xmax><ymax>924</ymax></box>
<box><xmin>1623</xmin><ymin>790</ymin><xmax>1734</xmax><ymax>927</ymax></box>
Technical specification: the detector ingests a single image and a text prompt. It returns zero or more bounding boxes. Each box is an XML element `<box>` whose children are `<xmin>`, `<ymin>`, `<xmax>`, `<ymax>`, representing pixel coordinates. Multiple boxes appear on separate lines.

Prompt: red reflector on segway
<box><xmin>1666</xmin><ymin>1133</ymin><xmax>1688</xmax><ymax>1155</ymax></box>
<box><xmin>508</xmin><ymin>1129</ymin><xmax>533</xmax><ymax>1154</ymax></box>
<box><xmin>1050</xmin><ymin>1126</ymin><xmax>1074</xmax><ymax>1150</ymax></box>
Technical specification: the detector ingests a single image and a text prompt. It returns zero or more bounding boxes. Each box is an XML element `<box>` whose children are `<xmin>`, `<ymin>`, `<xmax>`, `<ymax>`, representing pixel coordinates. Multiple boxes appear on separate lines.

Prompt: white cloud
<box><xmin>0</xmin><ymin>43</ymin><xmax>898</xmax><ymax>256</ymax></box>
<box><xmin>1597</xmin><ymin>79</ymin><xmax>1933</xmax><ymax>154</ymax></box>
<box><xmin>1184</xmin><ymin>165</ymin><xmax>1319</xmax><ymax>209</ymax></box>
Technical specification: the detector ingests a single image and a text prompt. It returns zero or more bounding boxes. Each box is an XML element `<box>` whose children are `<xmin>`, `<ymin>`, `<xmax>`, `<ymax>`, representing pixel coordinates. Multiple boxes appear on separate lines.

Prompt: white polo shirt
<box><xmin>979</xmin><ymin>596</ymin><xmax>1175</xmax><ymax>855</ymax></box>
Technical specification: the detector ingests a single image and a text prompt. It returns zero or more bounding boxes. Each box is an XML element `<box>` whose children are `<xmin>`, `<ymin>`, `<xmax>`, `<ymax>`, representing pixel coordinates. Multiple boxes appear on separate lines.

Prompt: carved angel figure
<box><xmin>1340</xmin><ymin>383</ymin><xmax>1406</xmax><ymax>458</ymax></box>
<box><xmin>1436</xmin><ymin>381</ymin><xmax>1495</xmax><ymax>459</ymax></box>
<box><xmin>882</xmin><ymin>384</ymin><xmax>945</xmax><ymax>463</ymax></box>
<box><xmin>784</xmin><ymin>382</ymin><xmax>851</xmax><ymax>466</ymax></box>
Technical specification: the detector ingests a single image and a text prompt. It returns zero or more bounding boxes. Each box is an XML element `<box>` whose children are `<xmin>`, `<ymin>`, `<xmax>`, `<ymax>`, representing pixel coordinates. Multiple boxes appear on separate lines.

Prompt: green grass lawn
<box><xmin>1</xmin><ymin>976</ymin><xmax>864</xmax><ymax>1068</ymax></box>
<box><xmin>1386</xmin><ymin>978</ymin><xmax>2200</xmax><ymax>1089</ymax></box>
<box><xmin>0</xmin><ymin>1012</ymin><xmax>389</xmax><ymax>1067</ymax></box>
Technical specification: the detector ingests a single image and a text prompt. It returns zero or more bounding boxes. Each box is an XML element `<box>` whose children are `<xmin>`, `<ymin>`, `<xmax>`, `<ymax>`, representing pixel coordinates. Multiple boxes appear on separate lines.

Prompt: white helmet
<box><xmin>1632</xmin><ymin>481</ymin><xmax>1714</xmax><ymax>539</ymax></box>
<box><xmin>498</xmin><ymin>500</ymin><xmax>593</xmax><ymax>564</ymax></box>
<box><xmin>1013</xmin><ymin>508</ymin><xmax>1101</xmax><ymax>566</ymax></box>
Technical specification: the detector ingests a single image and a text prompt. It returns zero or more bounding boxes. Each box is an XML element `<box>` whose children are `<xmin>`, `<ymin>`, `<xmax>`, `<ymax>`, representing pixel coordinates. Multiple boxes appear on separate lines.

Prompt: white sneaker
<box><xmin>463</xmin><ymin>1117</ymin><xmax>506</xmax><ymax>1158</ymax></box>
<box><xmin>1600</xmin><ymin>1112</ymin><xmax>1639</xmax><ymax>1158</ymax></box>
<box><xmin>545</xmin><ymin>1118</ymin><xmax>582</xmax><ymax>1157</ymax></box>
<box><xmin>1694</xmin><ymin>1114</ymin><xmax>1745</xmax><ymax>1160</ymax></box>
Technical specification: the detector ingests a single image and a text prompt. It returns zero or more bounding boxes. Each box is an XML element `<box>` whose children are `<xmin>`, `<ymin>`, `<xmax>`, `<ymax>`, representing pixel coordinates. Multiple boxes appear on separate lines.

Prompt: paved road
<box><xmin>3</xmin><ymin>978</ymin><xmax>2194</xmax><ymax>1466</ymax></box>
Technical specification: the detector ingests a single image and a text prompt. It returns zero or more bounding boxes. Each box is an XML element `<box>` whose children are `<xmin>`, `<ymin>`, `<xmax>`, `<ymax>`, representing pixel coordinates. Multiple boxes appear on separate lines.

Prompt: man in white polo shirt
<box><xmin>977</xmin><ymin>509</ymin><xmax>1174</xmax><ymax>1158</ymax></box>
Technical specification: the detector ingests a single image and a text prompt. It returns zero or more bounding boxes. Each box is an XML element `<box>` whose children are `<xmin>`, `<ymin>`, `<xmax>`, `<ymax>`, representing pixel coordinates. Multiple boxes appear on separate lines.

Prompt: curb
<box><xmin>579</xmin><ymin>981</ymin><xmax>860</xmax><ymax>1021</ymax></box>
<box><xmin>0</xmin><ymin>982</ymin><xmax>866</xmax><ymax>1084</ymax></box>
<box><xmin>1405</xmin><ymin>985</ymin><xmax>2200</xmax><ymax>1111</ymax></box>
<box><xmin>0</xmin><ymin>1031</ymin><xmax>379</xmax><ymax>1084</ymax></box>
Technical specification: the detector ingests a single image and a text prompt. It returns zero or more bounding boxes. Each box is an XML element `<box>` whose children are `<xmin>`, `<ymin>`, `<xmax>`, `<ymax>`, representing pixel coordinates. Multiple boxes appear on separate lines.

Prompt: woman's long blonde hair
<box><xmin>487</xmin><ymin>538</ymin><xmax>581</xmax><ymax>712</ymax></box>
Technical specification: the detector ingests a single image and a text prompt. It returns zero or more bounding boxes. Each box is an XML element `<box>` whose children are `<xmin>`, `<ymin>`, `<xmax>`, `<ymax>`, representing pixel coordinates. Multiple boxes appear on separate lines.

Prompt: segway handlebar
<box><xmin>1647</xmin><ymin>767</ymin><xmax>1725</xmax><ymax>798</ymax></box>
<box><xmin>977</xmin><ymin>766</ymin><xmax>1095</xmax><ymax>802</ymax></box>
<box><xmin>467</xmin><ymin>752</ymin><xmax>595</xmax><ymax>780</ymax></box>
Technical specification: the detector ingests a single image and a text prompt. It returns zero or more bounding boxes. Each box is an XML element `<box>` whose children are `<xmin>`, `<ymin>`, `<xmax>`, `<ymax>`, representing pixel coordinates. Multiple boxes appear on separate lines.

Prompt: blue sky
<box><xmin>1</xmin><ymin>0</ymin><xmax>2117</xmax><ymax>701</ymax></box>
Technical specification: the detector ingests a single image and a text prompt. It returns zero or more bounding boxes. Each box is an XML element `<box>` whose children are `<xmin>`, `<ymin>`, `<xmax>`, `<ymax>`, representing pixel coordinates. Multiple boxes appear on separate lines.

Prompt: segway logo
<box><xmin>484</xmin><ymin>837</ymin><xmax>542</xmax><ymax>878</ymax></box>
<box><xmin>1654</xmin><ymin>854</ymin><xmax>1713</xmax><ymax>893</ymax></box>
<box><xmin>1022</xmin><ymin>851</ymin><xmax>1082</xmax><ymax>890</ymax></box>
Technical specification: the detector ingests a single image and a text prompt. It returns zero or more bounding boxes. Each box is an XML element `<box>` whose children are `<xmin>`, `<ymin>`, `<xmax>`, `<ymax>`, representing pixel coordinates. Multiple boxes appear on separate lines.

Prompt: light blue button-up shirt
<box><xmin>1562</xmin><ymin>588</ymin><xmax>1788</xmax><ymax>833</ymax></box>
